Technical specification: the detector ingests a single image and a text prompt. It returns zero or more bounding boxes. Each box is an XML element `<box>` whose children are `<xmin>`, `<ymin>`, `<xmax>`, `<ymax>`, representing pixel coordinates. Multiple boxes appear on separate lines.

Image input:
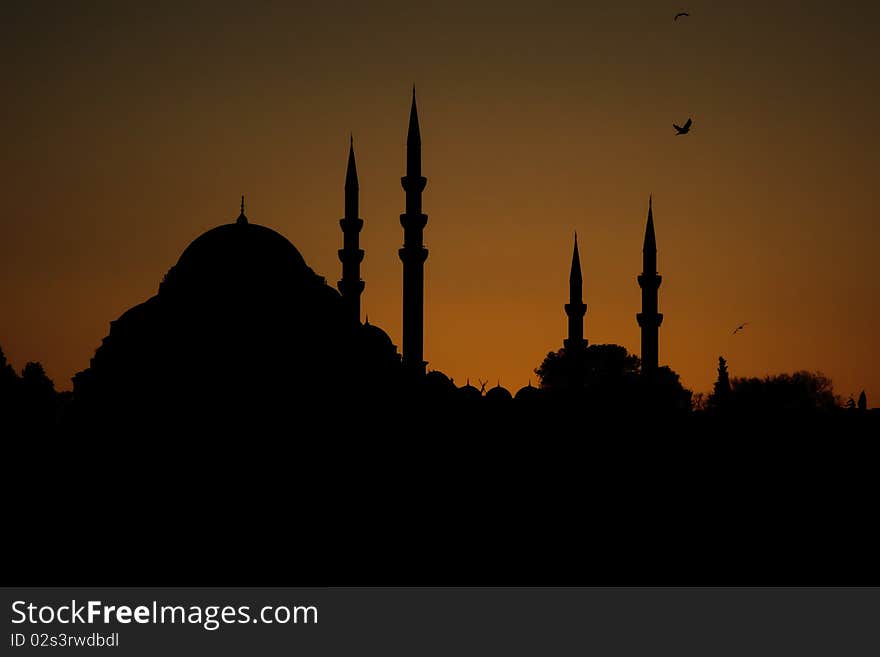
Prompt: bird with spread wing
<box><xmin>732</xmin><ymin>322</ymin><xmax>749</xmax><ymax>335</ymax></box>
<box><xmin>674</xmin><ymin>11</ymin><xmax>690</xmax><ymax>21</ymax></box>
<box><xmin>673</xmin><ymin>118</ymin><xmax>693</xmax><ymax>135</ymax></box>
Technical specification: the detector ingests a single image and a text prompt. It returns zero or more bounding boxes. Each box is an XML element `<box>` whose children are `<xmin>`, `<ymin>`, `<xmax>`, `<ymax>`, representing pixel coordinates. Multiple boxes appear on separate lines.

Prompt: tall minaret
<box><xmin>399</xmin><ymin>87</ymin><xmax>428</xmax><ymax>376</ymax></box>
<box><xmin>338</xmin><ymin>136</ymin><xmax>364</xmax><ymax>325</ymax></box>
<box><xmin>564</xmin><ymin>233</ymin><xmax>587</xmax><ymax>351</ymax></box>
<box><xmin>637</xmin><ymin>196</ymin><xmax>663</xmax><ymax>374</ymax></box>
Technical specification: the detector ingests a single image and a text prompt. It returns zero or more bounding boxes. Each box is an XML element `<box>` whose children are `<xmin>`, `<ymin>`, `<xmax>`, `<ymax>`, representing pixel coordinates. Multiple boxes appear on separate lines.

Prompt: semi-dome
<box><xmin>362</xmin><ymin>317</ymin><xmax>395</xmax><ymax>350</ymax></box>
<box><xmin>359</xmin><ymin>318</ymin><xmax>401</xmax><ymax>367</ymax></box>
<box><xmin>425</xmin><ymin>370</ymin><xmax>457</xmax><ymax>396</ymax></box>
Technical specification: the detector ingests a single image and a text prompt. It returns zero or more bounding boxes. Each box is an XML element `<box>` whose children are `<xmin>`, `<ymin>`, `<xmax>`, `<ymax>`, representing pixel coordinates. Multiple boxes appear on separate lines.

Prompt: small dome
<box><xmin>514</xmin><ymin>382</ymin><xmax>542</xmax><ymax>402</ymax></box>
<box><xmin>458</xmin><ymin>381</ymin><xmax>482</xmax><ymax>401</ymax></box>
<box><xmin>485</xmin><ymin>383</ymin><xmax>512</xmax><ymax>402</ymax></box>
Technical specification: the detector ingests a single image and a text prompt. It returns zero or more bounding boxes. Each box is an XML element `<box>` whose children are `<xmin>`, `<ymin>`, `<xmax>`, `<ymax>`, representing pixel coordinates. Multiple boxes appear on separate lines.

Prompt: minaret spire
<box><xmin>405</xmin><ymin>86</ymin><xmax>422</xmax><ymax>196</ymax></box>
<box><xmin>564</xmin><ymin>233</ymin><xmax>587</xmax><ymax>351</ymax></box>
<box><xmin>338</xmin><ymin>137</ymin><xmax>365</xmax><ymax>325</ymax></box>
<box><xmin>643</xmin><ymin>194</ymin><xmax>657</xmax><ymax>266</ymax></box>
<box><xmin>637</xmin><ymin>195</ymin><xmax>663</xmax><ymax>375</ymax></box>
<box><xmin>570</xmin><ymin>232</ymin><xmax>582</xmax><ymax>287</ymax></box>
<box><xmin>399</xmin><ymin>87</ymin><xmax>429</xmax><ymax>377</ymax></box>
<box><xmin>345</xmin><ymin>134</ymin><xmax>359</xmax><ymax>218</ymax></box>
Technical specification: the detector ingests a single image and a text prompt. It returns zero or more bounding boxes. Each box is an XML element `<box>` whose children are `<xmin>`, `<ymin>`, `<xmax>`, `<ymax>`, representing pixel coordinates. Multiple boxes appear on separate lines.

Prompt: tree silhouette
<box><xmin>20</xmin><ymin>361</ymin><xmax>58</xmax><ymax>428</ymax></box>
<box><xmin>535</xmin><ymin>343</ymin><xmax>690</xmax><ymax>412</ymax></box>
<box><xmin>22</xmin><ymin>361</ymin><xmax>55</xmax><ymax>393</ymax></box>
<box><xmin>0</xmin><ymin>345</ymin><xmax>18</xmax><ymax>389</ymax></box>
<box><xmin>647</xmin><ymin>365</ymin><xmax>693</xmax><ymax>412</ymax></box>
<box><xmin>730</xmin><ymin>371</ymin><xmax>837</xmax><ymax>413</ymax></box>
<box><xmin>858</xmin><ymin>390</ymin><xmax>867</xmax><ymax>412</ymax></box>
<box><xmin>536</xmin><ymin>344</ymin><xmax>640</xmax><ymax>391</ymax></box>
<box><xmin>0</xmin><ymin>345</ymin><xmax>22</xmax><ymax>426</ymax></box>
<box><xmin>708</xmin><ymin>356</ymin><xmax>731</xmax><ymax>410</ymax></box>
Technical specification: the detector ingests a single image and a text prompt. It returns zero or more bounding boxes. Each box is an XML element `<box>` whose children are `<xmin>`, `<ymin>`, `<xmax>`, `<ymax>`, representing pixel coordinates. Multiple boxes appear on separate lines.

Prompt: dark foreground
<box><xmin>6</xmin><ymin>409</ymin><xmax>879</xmax><ymax>586</ymax></box>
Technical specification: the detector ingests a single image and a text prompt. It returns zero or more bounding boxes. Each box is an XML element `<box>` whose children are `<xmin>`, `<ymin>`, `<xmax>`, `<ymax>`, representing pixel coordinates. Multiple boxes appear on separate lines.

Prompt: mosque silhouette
<box><xmin>7</xmin><ymin>91</ymin><xmax>880</xmax><ymax>587</ymax></box>
<box><xmin>68</xmin><ymin>89</ymin><xmax>672</xmax><ymax>430</ymax></box>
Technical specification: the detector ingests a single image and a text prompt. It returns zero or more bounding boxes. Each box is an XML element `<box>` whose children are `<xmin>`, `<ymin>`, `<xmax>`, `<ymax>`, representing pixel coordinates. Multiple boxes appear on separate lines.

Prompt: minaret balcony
<box><xmin>339</xmin><ymin>217</ymin><xmax>364</xmax><ymax>232</ymax></box>
<box><xmin>401</xmin><ymin>175</ymin><xmax>427</xmax><ymax>192</ymax></box>
<box><xmin>636</xmin><ymin>312</ymin><xmax>664</xmax><ymax>328</ymax></box>
<box><xmin>399</xmin><ymin>212</ymin><xmax>428</xmax><ymax>230</ymax></box>
<box><xmin>337</xmin><ymin>248</ymin><xmax>365</xmax><ymax>264</ymax></box>
<box><xmin>337</xmin><ymin>278</ymin><xmax>365</xmax><ymax>295</ymax></box>
<box><xmin>637</xmin><ymin>272</ymin><xmax>662</xmax><ymax>289</ymax></box>
<box><xmin>564</xmin><ymin>338</ymin><xmax>588</xmax><ymax>351</ymax></box>
<box><xmin>398</xmin><ymin>246</ymin><xmax>429</xmax><ymax>264</ymax></box>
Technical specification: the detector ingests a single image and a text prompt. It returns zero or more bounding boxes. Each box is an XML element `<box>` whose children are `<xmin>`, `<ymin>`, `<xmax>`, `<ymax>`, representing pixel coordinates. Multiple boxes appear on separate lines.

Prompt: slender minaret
<box><xmin>564</xmin><ymin>233</ymin><xmax>587</xmax><ymax>351</ymax></box>
<box><xmin>337</xmin><ymin>136</ymin><xmax>365</xmax><ymax>325</ymax></box>
<box><xmin>399</xmin><ymin>87</ymin><xmax>428</xmax><ymax>376</ymax></box>
<box><xmin>637</xmin><ymin>196</ymin><xmax>663</xmax><ymax>374</ymax></box>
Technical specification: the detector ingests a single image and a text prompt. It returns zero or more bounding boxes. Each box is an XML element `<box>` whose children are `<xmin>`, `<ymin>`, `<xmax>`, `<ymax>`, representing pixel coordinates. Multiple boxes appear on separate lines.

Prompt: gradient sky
<box><xmin>2</xmin><ymin>0</ymin><xmax>878</xmax><ymax>404</ymax></box>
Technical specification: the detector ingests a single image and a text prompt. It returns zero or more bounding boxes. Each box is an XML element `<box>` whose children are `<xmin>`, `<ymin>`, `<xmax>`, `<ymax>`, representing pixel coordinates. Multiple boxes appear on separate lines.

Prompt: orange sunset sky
<box><xmin>2</xmin><ymin>1</ymin><xmax>878</xmax><ymax>404</ymax></box>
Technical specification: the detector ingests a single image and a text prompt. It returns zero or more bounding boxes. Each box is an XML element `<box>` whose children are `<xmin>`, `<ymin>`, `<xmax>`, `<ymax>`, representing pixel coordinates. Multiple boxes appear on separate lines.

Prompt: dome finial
<box><xmin>237</xmin><ymin>195</ymin><xmax>248</xmax><ymax>225</ymax></box>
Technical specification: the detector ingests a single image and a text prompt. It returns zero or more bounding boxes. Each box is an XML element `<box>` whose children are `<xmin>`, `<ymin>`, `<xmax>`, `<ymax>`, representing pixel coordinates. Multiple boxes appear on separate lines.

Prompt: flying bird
<box><xmin>673</xmin><ymin>118</ymin><xmax>693</xmax><ymax>135</ymax></box>
<box><xmin>732</xmin><ymin>322</ymin><xmax>749</xmax><ymax>335</ymax></box>
<box><xmin>674</xmin><ymin>12</ymin><xmax>690</xmax><ymax>21</ymax></box>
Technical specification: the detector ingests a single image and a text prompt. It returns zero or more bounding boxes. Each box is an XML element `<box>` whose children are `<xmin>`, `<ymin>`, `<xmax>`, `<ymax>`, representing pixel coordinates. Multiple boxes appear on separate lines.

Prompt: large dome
<box><xmin>72</xmin><ymin>207</ymin><xmax>404</xmax><ymax>430</ymax></box>
<box><xmin>160</xmin><ymin>220</ymin><xmax>317</xmax><ymax>297</ymax></box>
